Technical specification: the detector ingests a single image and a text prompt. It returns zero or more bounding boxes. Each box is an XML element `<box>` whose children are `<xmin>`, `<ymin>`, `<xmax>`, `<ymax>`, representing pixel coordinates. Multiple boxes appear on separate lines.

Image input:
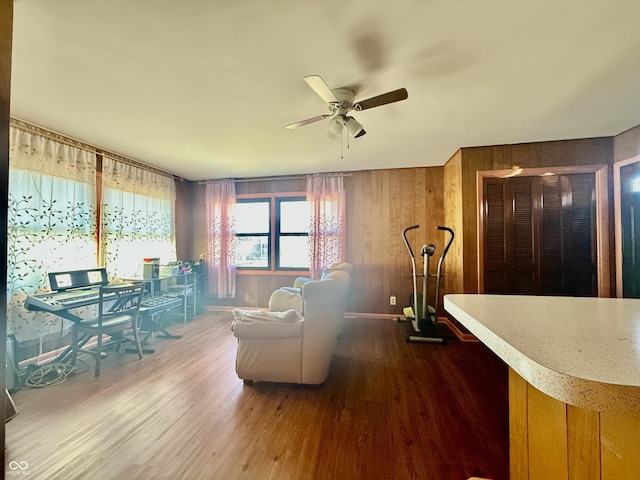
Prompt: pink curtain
<box><xmin>205</xmin><ymin>181</ymin><xmax>236</xmax><ymax>298</ymax></box>
<box><xmin>307</xmin><ymin>174</ymin><xmax>346</xmax><ymax>279</ymax></box>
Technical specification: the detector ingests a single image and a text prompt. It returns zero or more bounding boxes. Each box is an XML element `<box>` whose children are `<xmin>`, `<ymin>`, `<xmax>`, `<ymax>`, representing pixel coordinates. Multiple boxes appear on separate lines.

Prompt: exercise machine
<box><xmin>401</xmin><ymin>224</ymin><xmax>455</xmax><ymax>343</ymax></box>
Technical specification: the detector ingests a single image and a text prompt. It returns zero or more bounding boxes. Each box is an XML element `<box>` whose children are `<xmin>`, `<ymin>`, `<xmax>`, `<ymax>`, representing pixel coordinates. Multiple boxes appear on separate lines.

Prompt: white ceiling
<box><xmin>10</xmin><ymin>0</ymin><xmax>640</xmax><ymax>181</ymax></box>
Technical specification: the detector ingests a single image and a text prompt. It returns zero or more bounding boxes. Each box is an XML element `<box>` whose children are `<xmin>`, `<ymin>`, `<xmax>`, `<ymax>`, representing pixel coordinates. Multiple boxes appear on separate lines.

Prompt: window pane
<box><xmin>235</xmin><ymin>236</ymin><xmax>269</xmax><ymax>268</ymax></box>
<box><xmin>236</xmin><ymin>202</ymin><xmax>270</xmax><ymax>234</ymax></box>
<box><xmin>280</xmin><ymin>200</ymin><xmax>309</xmax><ymax>233</ymax></box>
<box><xmin>102</xmin><ymin>190</ymin><xmax>176</xmax><ymax>278</ymax></box>
<box><xmin>279</xmin><ymin>236</ymin><xmax>310</xmax><ymax>269</ymax></box>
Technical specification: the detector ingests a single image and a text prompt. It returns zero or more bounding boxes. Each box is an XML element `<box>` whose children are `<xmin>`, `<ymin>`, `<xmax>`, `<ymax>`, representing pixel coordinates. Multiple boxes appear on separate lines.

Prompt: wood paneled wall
<box><xmin>177</xmin><ymin>137</ymin><xmax>616</xmax><ymax>315</ymax></box>
<box><xmin>174</xmin><ymin>179</ymin><xmax>193</xmax><ymax>260</ymax></box>
<box><xmin>614</xmin><ymin>124</ymin><xmax>640</xmax><ymax>162</ymax></box>
<box><xmin>445</xmin><ymin>138</ymin><xmax>615</xmax><ymax>295</ymax></box>
<box><xmin>180</xmin><ymin>168</ymin><xmax>445</xmax><ymax>315</ymax></box>
<box><xmin>443</xmin><ymin>150</ymin><xmax>464</xmax><ymax>295</ymax></box>
<box><xmin>346</xmin><ymin>167</ymin><xmax>444</xmax><ymax>314</ymax></box>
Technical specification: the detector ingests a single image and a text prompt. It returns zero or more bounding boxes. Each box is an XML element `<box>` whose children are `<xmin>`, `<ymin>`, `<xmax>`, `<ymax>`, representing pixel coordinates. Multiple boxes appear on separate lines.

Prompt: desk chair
<box><xmin>70</xmin><ymin>282</ymin><xmax>145</xmax><ymax>377</ymax></box>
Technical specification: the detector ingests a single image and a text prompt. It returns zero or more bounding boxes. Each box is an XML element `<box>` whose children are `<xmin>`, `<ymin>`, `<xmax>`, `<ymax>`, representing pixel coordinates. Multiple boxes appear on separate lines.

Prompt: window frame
<box><xmin>234</xmin><ymin>197</ymin><xmax>272</xmax><ymax>271</ymax></box>
<box><xmin>235</xmin><ymin>192</ymin><xmax>310</xmax><ymax>275</ymax></box>
<box><xmin>275</xmin><ymin>196</ymin><xmax>310</xmax><ymax>271</ymax></box>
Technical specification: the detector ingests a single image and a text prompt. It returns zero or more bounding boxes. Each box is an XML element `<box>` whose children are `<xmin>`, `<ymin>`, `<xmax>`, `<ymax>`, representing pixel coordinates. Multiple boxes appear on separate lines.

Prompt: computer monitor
<box><xmin>48</xmin><ymin>267</ymin><xmax>109</xmax><ymax>291</ymax></box>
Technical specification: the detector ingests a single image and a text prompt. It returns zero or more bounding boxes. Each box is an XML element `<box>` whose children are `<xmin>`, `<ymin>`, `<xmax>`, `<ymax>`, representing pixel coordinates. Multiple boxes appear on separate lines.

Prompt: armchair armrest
<box><xmin>293</xmin><ymin>277</ymin><xmax>313</xmax><ymax>288</ymax></box>
<box><xmin>231</xmin><ymin>308</ymin><xmax>303</xmax><ymax>339</ymax></box>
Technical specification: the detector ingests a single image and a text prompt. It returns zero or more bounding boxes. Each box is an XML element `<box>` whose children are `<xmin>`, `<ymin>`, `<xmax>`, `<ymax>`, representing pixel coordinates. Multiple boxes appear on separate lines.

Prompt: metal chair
<box><xmin>70</xmin><ymin>282</ymin><xmax>145</xmax><ymax>376</ymax></box>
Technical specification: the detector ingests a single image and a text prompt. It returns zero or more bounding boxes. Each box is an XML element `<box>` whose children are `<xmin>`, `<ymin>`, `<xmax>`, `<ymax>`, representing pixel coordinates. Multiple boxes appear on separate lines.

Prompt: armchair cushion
<box><xmin>293</xmin><ymin>277</ymin><xmax>312</xmax><ymax>288</ymax></box>
<box><xmin>268</xmin><ymin>288</ymin><xmax>303</xmax><ymax>313</ymax></box>
<box><xmin>292</xmin><ymin>262</ymin><xmax>354</xmax><ymax>288</ymax></box>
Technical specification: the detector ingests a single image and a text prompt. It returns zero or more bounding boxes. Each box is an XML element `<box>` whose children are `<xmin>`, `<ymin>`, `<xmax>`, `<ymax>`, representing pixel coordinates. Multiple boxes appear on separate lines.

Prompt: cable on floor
<box><xmin>20</xmin><ymin>360</ymin><xmax>86</xmax><ymax>388</ymax></box>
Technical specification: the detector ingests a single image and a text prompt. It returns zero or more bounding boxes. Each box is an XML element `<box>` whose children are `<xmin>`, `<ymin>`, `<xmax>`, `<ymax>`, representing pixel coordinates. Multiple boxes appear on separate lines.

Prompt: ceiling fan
<box><xmin>286</xmin><ymin>75</ymin><xmax>408</xmax><ymax>140</ymax></box>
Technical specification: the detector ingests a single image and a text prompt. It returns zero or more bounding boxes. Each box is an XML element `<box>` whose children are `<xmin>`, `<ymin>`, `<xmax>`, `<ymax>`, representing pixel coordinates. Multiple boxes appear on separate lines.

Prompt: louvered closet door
<box><xmin>540</xmin><ymin>174</ymin><xmax>597</xmax><ymax>296</ymax></box>
<box><xmin>483</xmin><ymin>177</ymin><xmax>538</xmax><ymax>294</ymax></box>
<box><xmin>483</xmin><ymin>178</ymin><xmax>508</xmax><ymax>293</ymax></box>
<box><xmin>483</xmin><ymin>173</ymin><xmax>597</xmax><ymax>296</ymax></box>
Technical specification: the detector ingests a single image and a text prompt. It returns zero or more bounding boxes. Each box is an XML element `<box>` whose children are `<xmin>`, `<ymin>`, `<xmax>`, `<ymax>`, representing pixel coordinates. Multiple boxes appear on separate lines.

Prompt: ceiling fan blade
<box><xmin>286</xmin><ymin>114</ymin><xmax>329</xmax><ymax>129</ymax></box>
<box><xmin>304</xmin><ymin>75</ymin><xmax>339</xmax><ymax>104</ymax></box>
<box><xmin>355</xmin><ymin>88</ymin><xmax>408</xmax><ymax>111</ymax></box>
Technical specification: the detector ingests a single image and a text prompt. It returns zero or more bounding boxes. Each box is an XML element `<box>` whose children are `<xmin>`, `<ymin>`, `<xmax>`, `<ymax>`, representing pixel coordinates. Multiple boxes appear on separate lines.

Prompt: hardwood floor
<box><xmin>5</xmin><ymin>312</ymin><xmax>508</xmax><ymax>480</ymax></box>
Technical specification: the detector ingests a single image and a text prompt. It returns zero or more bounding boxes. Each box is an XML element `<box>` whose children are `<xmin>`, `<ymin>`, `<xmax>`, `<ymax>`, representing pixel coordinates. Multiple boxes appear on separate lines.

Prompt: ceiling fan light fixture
<box><xmin>345</xmin><ymin>116</ymin><xmax>366</xmax><ymax>138</ymax></box>
<box><xmin>288</xmin><ymin>75</ymin><xmax>405</xmax><ymax>140</ymax></box>
<box><xmin>327</xmin><ymin>114</ymin><xmax>345</xmax><ymax>140</ymax></box>
<box><xmin>327</xmin><ymin>129</ymin><xmax>341</xmax><ymax>141</ymax></box>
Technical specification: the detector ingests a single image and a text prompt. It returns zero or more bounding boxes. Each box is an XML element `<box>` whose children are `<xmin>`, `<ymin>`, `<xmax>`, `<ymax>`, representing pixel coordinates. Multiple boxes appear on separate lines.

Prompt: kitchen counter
<box><xmin>444</xmin><ymin>294</ymin><xmax>640</xmax><ymax>414</ymax></box>
<box><xmin>444</xmin><ymin>294</ymin><xmax>640</xmax><ymax>480</ymax></box>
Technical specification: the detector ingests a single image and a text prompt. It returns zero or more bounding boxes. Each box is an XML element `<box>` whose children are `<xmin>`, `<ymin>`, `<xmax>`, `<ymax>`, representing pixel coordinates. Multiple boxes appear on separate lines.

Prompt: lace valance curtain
<box><xmin>100</xmin><ymin>157</ymin><xmax>177</xmax><ymax>280</ymax></box>
<box><xmin>205</xmin><ymin>180</ymin><xmax>236</xmax><ymax>298</ymax></box>
<box><xmin>7</xmin><ymin>126</ymin><xmax>98</xmax><ymax>344</ymax></box>
<box><xmin>307</xmin><ymin>174</ymin><xmax>346</xmax><ymax>279</ymax></box>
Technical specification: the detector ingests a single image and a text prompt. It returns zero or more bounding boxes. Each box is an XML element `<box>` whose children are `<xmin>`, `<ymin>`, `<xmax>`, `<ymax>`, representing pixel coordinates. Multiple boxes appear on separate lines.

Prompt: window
<box><xmin>7</xmin><ymin>122</ymin><xmax>177</xmax><ymax>350</ymax></box>
<box><xmin>100</xmin><ymin>157</ymin><xmax>177</xmax><ymax>280</ymax></box>
<box><xmin>235</xmin><ymin>199</ymin><xmax>271</xmax><ymax>268</ymax></box>
<box><xmin>277</xmin><ymin>198</ymin><xmax>310</xmax><ymax>269</ymax></box>
<box><xmin>235</xmin><ymin>195</ymin><xmax>310</xmax><ymax>271</ymax></box>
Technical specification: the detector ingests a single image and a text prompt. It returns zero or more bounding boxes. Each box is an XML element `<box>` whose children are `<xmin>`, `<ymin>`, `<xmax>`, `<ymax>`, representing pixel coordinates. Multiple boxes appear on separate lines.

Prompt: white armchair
<box><xmin>231</xmin><ymin>266</ymin><xmax>352</xmax><ymax>385</ymax></box>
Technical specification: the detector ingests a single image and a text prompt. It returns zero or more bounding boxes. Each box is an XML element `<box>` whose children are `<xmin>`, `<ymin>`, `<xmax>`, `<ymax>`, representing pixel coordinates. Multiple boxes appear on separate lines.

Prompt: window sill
<box><xmin>236</xmin><ymin>269</ymin><xmax>310</xmax><ymax>276</ymax></box>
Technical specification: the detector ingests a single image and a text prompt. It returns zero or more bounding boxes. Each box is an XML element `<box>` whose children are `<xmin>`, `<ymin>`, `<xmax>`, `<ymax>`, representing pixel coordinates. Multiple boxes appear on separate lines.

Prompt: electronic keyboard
<box><xmin>140</xmin><ymin>295</ymin><xmax>183</xmax><ymax>315</ymax></box>
<box><xmin>25</xmin><ymin>288</ymin><xmax>182</xmax><ymax>316</ymax></box>
<box><xmin>24</xmin><ymin>287</ymin><xmax>116</xmax><ymax>313</ymax></box>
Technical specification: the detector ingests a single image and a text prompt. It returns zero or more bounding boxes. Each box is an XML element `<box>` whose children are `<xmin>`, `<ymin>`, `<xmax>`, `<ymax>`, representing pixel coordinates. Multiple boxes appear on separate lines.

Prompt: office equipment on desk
<box><xmin>143</xmin><ymin>258</ymin><xmax>160</xmax><ymax>279</ymax></box>
<box><xmin>159</xmin><ymin>263</ymin><xmax>180</xmax><ymax>276</ymax></box>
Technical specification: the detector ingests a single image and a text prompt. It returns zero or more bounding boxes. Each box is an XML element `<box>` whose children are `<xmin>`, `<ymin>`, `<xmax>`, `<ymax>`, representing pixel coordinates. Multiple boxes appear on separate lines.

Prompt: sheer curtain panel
<box><xmin>307</xmin><ymin>174</ymin><xmax>346</xmax><ymax>279</ymax></box>
<box><xmin>7</xmin><ymin>125</ymin><xmax>98</xmax><ymax>344</ymax></box>
<box><xmin>205</xmin><ymin>181</ymin><xmax>236</xmax><ymax>298</ymax></box>
<box><xmin>101</xmin><ymin>157</ymin><xmax>177</xmax><ymax>280</ymax></box>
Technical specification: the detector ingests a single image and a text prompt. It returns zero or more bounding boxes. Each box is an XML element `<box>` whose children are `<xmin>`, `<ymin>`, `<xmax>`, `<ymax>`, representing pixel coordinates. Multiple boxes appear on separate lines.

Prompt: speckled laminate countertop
<box><xmin>444</xmin><ymin>294</ymin><xmax>640</xmax><ymax>414</ymax></box>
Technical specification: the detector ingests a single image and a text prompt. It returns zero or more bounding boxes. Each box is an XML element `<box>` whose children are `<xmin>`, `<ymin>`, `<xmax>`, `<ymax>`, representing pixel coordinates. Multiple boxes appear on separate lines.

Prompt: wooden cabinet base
<box><xmin>509</xmin><ymin>368</ymin><xmax>640</xmax><ymax>479</ymax></box>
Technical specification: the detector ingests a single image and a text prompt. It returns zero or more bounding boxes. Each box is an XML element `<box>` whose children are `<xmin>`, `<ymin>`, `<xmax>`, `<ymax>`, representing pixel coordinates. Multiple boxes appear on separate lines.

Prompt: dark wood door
<box><xmin>483</xmin><ymin>177</ymin><xmax>538</xmax><ymax>294</ymax></box>
<box><xmin>483</xmin><ymin>173</ymin><xmax>597</xmax><ymax>296</ymax></box>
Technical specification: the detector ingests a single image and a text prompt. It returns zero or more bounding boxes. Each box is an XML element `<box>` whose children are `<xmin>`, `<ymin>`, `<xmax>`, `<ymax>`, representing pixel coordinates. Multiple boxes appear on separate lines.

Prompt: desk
<box><xmin>444</xmin><ymin>294</ymin><xmax>640</xmax><ymax>480</ymax></box>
